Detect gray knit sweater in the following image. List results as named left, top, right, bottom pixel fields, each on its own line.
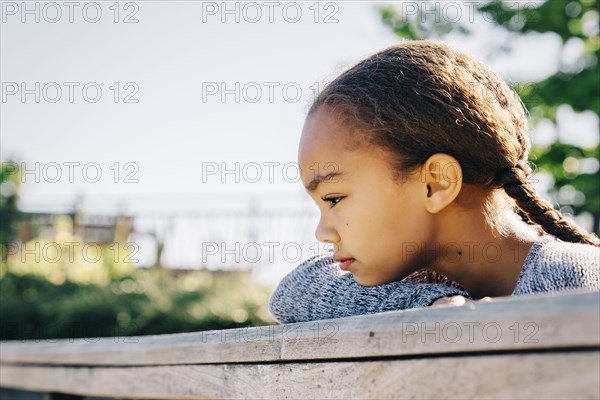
left=268, top=234, right=600, bottom=323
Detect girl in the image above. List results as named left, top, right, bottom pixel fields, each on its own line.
left=268, top=40, right=600, bottom=324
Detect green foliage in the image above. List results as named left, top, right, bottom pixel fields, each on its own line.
left=0, top=161, right=21, bottom=256
left=0, top=160, right=277, bottom=340
left=530, top=142, right=599, bottom=216
left=0, top=268, right=276, bottom=341
left=380, top=0, right=600, bottom=233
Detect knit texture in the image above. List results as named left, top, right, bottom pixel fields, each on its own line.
left=268, top=234, right=600, bottom=323
left=511, top=234, right=600, bottom=295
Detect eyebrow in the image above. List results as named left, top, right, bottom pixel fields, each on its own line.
left=305, top=171, right=345, bottom=192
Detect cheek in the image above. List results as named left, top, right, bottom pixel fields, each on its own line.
left=366, top=194, right=421, bottom=245
left=345, top=198, right=399, bottom=241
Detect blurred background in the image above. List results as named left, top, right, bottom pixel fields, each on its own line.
left=1, top=0, right=598, bottom=341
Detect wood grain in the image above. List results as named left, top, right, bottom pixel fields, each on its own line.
left=2, top=352, right=598, bottom=400
left=1, top=290, right=598, bottom=366
left=1, top=290, right=598, bottom=399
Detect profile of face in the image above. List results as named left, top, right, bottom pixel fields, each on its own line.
left=298, top=108, right=440, bottom=286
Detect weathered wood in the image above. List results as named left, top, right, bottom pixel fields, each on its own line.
left=1, top=290, right=598, bottom=399
left=1, top=290, right=598, bottom=366
left=2, top=352, right=598, bottom=400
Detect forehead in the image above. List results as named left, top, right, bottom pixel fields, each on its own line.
left=299, top=109, right=357, bottom=170
left=298, top=109, right=397, bottom=188
left=299, top=109, right=351, bottom=156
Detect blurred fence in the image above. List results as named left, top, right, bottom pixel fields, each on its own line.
left=8, top=197, right=325, bottom=286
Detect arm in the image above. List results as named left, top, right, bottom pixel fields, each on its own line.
left=268, top=254, right=472, bottom=324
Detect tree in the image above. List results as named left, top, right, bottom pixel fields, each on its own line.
left=0, top=161, right=21, bottom=264
left=380, top=0, right=600, bottom=234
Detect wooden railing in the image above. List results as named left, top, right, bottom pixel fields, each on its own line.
left=1, top=290, right=599, bottom=399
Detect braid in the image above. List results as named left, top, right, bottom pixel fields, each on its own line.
left=308, top=40, right=599, bottom=248
left=497, top=161, right=600, bottom=247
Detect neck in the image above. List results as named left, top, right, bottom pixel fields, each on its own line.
left=429, top=208, right=542, bottom=299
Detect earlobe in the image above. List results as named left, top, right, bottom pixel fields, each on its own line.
left=421, top=154, right=463, bottom=214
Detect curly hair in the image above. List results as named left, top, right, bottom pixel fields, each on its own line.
left=309, top=40, right=599, bottom=286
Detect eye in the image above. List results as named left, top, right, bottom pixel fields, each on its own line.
left=322, top=195, right=344, bottom=208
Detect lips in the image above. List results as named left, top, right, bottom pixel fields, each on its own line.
left=334, top=256, right=355, bottom=271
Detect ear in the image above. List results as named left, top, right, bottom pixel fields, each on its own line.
left=419, top=153, right=463, bottom=214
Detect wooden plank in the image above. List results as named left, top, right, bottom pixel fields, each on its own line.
left=1, top=290, right=598, bottom=366
left=1, top=352, right=598, bottom=399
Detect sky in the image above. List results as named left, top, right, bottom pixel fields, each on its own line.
left=4, top=0, right=596, bottom=214
left=2, top=1, right=599, bottom=282
left=2, top=0, right=399, bottom=214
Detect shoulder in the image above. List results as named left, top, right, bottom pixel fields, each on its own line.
left=534, top=235, right=600, bottom=269
left=515, top=235, right=600, bottom=294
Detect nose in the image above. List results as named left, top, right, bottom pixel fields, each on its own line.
left=315, top=212, right=340, bottom=245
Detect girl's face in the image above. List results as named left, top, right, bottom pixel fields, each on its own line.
left=298, top=109, right=435, bottom=286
